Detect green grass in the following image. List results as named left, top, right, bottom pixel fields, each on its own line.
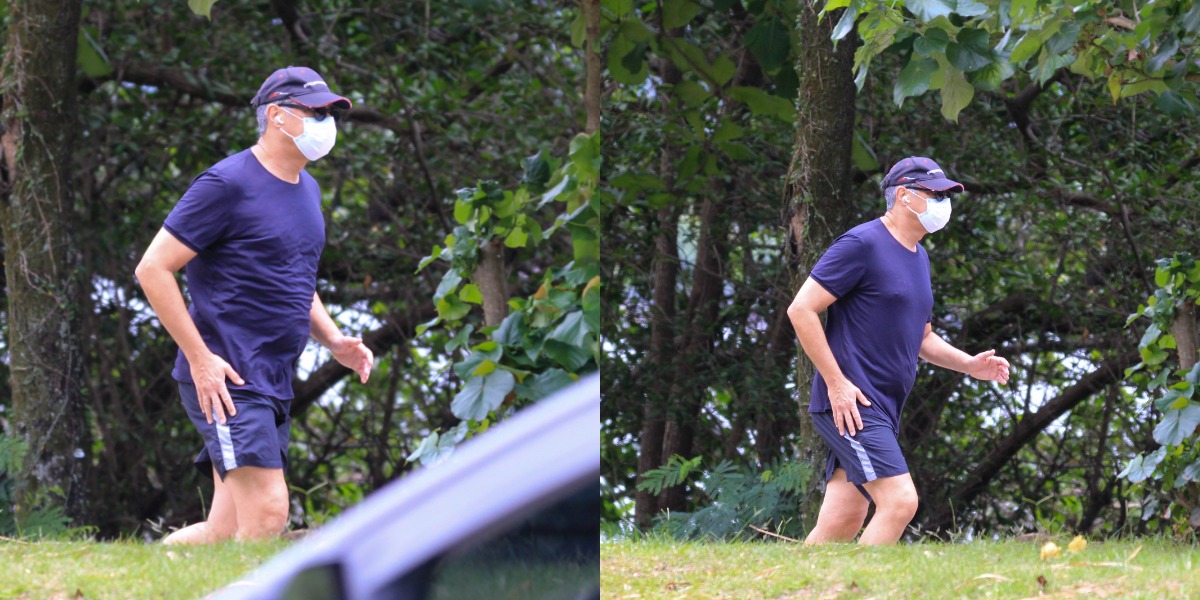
left=0, top=538, right=289, bottom=599
left=602, top=537, right=1200, bottom=598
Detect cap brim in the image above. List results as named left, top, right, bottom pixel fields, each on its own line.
left=913, top=178, right=965, bottom=193
left=290, top=91, right=352, bottom=110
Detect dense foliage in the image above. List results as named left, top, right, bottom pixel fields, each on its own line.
left=1, top=1, right=591, bottom=537
left=603, top=0, right=1200, bottom=541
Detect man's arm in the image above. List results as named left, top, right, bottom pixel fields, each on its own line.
left=787, top=277, right=872, bottom=437
left=918, top=323, right=1011, bottom=384
left=135, top=227, right=243, bottom=425
left=309, top=292, right=374, bottom=383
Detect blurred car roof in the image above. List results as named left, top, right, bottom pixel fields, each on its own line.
left=212, top=372, right=600, bottom=600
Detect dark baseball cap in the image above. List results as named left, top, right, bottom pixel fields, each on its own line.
left=251, top=66, right=352, bottom=110
left=881, top=156, right=964, bottom=193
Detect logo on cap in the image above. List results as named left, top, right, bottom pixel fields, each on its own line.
left=303, top=80, right=327, bottom=88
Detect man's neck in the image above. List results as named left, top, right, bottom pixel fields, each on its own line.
left=881, top=210, right=925, bottom=250
left=251, top=136, right=307, bottom=184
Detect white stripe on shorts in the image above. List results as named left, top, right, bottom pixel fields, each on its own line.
left=215, top=420, right=238, bottom=471
left=842, top=433, right=877, bottom=481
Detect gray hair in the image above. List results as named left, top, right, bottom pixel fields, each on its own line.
left=885, top=185, right=899, bottom=210
left=256, top=104, right=268, bottom=138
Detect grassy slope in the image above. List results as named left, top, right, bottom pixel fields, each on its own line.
left=602, top=538, right=1200, bottom=598
left=0, top=539, right=289, bottom=599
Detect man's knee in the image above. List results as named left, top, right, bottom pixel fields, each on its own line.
left=879, top=486, right=919, bottom=521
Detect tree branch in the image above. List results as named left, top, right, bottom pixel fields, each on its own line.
left=921, top=351, right=1139, bottom=534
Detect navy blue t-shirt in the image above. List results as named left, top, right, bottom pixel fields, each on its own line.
left=807, top=219, right=933, bottom=430
left=163, top=149, right=326, bottom=400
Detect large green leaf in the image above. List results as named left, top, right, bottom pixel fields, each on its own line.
left=493, top=311, right=527, bottom=346
left=544, top=339, right=594, bottom=372
left=515, top=369, right=577, bottom=401
left=77, top=27, right=112, bottom=78
left=609, top=30, right=648, bottom=85
left=1119, top=447, right=1166, bottom=483
left=894, top=56, right=937, bottom=105
left=967, top=60, right=1014, bottom=92
left=913, top=28, right=950, bottom=57
left=451, top=370, right=516, bottom=421
left=187, top=0, right=219, bottom=19
left=549, top=311, right=590, bottom=347
left=938, top=62, right=974, bottom=122
left=905, top=0, right=955, bottom=22
left=728, top=86, right=794, bottom=123
left=1153, top=403, right=1200, bottom=446
left=744, top=16, right=790, bottom=73
left=831, top=0, right=862, bottom=42
left=663, top=0, right=703, bottom=29
left=946, top=27, right=993, bottom=73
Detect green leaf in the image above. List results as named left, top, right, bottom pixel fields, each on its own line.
left=1034, top=48, right=1073, bottom=86
left=712, top=121, right=744, bottom=144
left=187, top=0, right=219, bottom=19
left=967, top=60, right=1014, bottom=92
left=1009, top=30, right=1045, bottom=65
left=415, top=316, right=441, bottom=336
left=569, top=8, right=587, bottom=47
left=458, top=283, right=483, bottom=305
left=516, top=369, right=578, bottom=401
left=831, top=0, right=861, bottom=42
left=1140, top=322, right=1163, bottom=350
left=608, top=31, right=648, bottom=85
left=451, top=370, right=516, bottom=421
left=744, top=17, right=790, bottom=73
left=1120, top=78, right=1168, bottom=99
left=437, top=295, right=472, bottom=321
left=954, top=0, right=989, bottom=17
left=662, top=0, right=703, bottom=29
left=549, top=311, right=590, bottom=347
left=416, top=245, right=443, bottom=273
left=544, top=339, right=594, bottom=371
left=77, top=27, right=112, bottom=78
left=521, top=151, right=551, bottom=194
left=711, top=55, right=736, bottom=87
left=938, top=62, right=974, bottom=122
left=905, top=0, right=955, bottom=22
left=894, top=56, right=938, bottom=105
left=913, top=28, right=950, bottom=57
left=1119, top=448, right=1166, bottom=483
left=728, top=86, right=794, bottom=123
left=1043, top=21, right=1079, bottom=55
left=569, top=132, right=601, bottom=182
left=673, top=81, right=711, bottom=108
left=602, top=0, right=634, bottom=20
left=504, top=226, right=529, bottom=248
left=434, top=270, right=463, bottom=302
left=1153, top=403, right=1200, bottom=446
left=946, top=27, right=994, bottom=73
left=493, top=311, right=527, bottom=346
left=851, top=132, right=880, bottom=171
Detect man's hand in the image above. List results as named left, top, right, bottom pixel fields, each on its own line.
left=829, top=378, right=872, bottom=437
left=329, top=335, right=374, bottom=383
left=189, top=351, right=244, bottom=425
left=966, top=349, right=1010, bottom=384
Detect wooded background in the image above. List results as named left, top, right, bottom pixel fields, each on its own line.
left=1, top=0, right=601, bottom=538
left=602, top=0, right=1200, bottom=540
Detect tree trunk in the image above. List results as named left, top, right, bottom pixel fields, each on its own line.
left=634, top=202, right=679, bottom=528
left=580, top=0, right=601, bottom=135
left=783, top=0, right=860, bottom=533
left=658, top=198, right=727, bottom=513
left=1172, top=301, right=1198, bottom=372
left=0, top=0, right=89, bottom=524
left=473, top=238, right=508, bottom=327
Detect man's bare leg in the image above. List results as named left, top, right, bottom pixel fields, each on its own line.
left=804, top=468, right=870, bottom=545
left=163, top=467, right=239, bottom=545
left=223, top=466, right=289, bottom=541
left=859, top=472, right=918, bottom=545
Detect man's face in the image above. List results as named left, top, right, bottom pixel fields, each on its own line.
left=269, top=103, right=335, bottom=137
left=901, top=186, right=950, bottom=214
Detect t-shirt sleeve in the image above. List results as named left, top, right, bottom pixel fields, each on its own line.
left=809, top=232, right=866, bottom=299
left=163, top=171, right=232, bottom=253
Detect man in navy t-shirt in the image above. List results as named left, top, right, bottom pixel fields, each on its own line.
left=136, top=66, right=374, bottom=544
left=787, top=157, right=1011, bottom=545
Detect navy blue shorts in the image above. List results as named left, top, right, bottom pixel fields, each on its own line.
left=179, top=382, right=291, bottom=481
left=811, top=410, right=909, bottom=500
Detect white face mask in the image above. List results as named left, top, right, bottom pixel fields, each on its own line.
left=905, top=191, right=952, bottom=233
left=278, top=107, right=337, bottom=161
